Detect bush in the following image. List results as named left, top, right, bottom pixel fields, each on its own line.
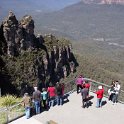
left=0, top=95, right=21, bottom=107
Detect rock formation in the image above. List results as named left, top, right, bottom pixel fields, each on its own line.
left=1, top=11, right=36, bottom=56
left=2, top=11, right=18, bottom=56
left=0, top=11, right=78, bottom=94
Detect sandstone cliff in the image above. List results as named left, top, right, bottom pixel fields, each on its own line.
left=0, top=11, right=78, bottom=95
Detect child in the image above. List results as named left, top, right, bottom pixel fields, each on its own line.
left=41, top=88, right=48, bottom=109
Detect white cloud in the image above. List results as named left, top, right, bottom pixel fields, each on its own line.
left=35, top=10, right=42, bottom=13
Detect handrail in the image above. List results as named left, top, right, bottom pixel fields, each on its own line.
left=63, top=77, right=124, bottom=104
left=0, top=77, right=124, bottom=123
left=0, top=102, right=24, bottom=124
left=0, top=103, right=22, bottom=113
left=84, top=78, right=124, bottom=104
left=83, top=78, right=111, bottom=87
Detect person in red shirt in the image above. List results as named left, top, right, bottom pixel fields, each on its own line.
left=61, top=83, right=65, bottom=96
left=95, top=85, right=104, bottom=108
left=47, top=83, right=56, bottom=107
left=84, top=81, right=91, bottom=97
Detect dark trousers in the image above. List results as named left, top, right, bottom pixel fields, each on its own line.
left=43, top=100, right=47, bottom=109
left=82, top=98, right=88, bottom=108
left=108, top=93, right=114, bottom=101
left=77, top=84, right=82, bottom=93
left=112, top=94, right=119, bottom=103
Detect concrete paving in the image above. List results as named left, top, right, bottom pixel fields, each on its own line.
left=9, top=92, right=124, bottom=124
left=9, top=117, right=42, bottom=124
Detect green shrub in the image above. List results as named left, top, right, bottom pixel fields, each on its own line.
left=0, top=95, right=21, bottom=107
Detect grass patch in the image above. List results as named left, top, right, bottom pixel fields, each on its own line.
left=0, top=95, right=24, bottom=123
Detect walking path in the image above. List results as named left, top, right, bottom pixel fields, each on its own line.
left=9, top=91, right=124, bottom=124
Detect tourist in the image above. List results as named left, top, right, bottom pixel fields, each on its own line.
left=95, top=85, right=104, bottom=108
left=108, top=81, right=116, bottom=102
left=41, top=88, right=48, bottom=109
left=84, top=80, right=90, bottom=97
left=75, top=75, right=84, bottom=94
left=32, top=87, right=41, bottom=114
left=81, top=84, right=89, bottom=108
left=22, top=93, right=31, bottom=119
left=56, top=83, right=63, bottom=105
left=47, top=83, right=56, bottom=107
left=113, top=81, right=121, bottom=104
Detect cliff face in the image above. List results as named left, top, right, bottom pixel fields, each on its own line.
left=0, top=11, right=78, bottom=95
left=1, top=11, right=36, bottom=56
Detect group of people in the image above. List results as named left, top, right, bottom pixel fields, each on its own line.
left=75, top=75, right=91, bottom=108
left=22, top=75, right=121, bottom=119
left=108, top=80, right=120, bottom=105
left=76, top=75, right=121, bottom=108
left=22, top=82, right=65, bottom=119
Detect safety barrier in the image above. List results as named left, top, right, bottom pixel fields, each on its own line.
left=0, top=77, right=124, bottom=124
left=0, top=103, right=24, bottom=124
left=64, top=78, right=124, bottom=104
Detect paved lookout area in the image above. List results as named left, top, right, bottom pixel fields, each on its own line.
left=9, top=92, right=124, bottom=124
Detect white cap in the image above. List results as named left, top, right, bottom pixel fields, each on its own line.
left=24, top=93, right=28, bottom=96
left=98, top=85, right=102, bottom=90
left=34, top=87, right=38, bottom=91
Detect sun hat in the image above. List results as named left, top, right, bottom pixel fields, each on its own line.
left=98, top=85, right=102, bottom=90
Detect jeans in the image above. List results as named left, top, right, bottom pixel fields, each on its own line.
left=25, top=107, right=30, bottom=119
left=49, top=97, right=55, bottom=107
left=34, top=101, right=40, bottom=114
left=96, top=98, right=102, bottom=107
left=112, top=94, right=117, bottom=103
left=57, top=95, right=63, bottom=105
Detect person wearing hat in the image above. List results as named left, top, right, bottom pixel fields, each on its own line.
left=95, top=85, right=104, bottom=108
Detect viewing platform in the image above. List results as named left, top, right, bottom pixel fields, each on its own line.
left=9, top=91, right=124, bottom=124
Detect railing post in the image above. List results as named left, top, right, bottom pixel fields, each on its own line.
left=6, top=107, right=9, bottom=124
left=0, top=88, right=1, bottom=97
left=89, top=81, right=92, bottom=92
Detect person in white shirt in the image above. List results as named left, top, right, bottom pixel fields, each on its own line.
left=114, top=81, right=120, bottom=103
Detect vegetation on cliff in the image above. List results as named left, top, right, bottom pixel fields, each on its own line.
left=0, top=12, right=77, bottom=95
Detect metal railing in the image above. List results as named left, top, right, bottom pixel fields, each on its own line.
left=0, top=77, right=124, bottom=124
left=84, top=78, right=124, bottom=104
left=0, top=103, right=24, bottom=124
left=63, top=77, right=124, bottom=104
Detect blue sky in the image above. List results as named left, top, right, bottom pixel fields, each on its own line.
left=0, top=0, right=81, bottom=20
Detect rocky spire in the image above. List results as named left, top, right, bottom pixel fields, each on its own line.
left=2, top=11, right=37, bottom=56
left=20, top=15, right=35, bottom=51
left=2, top=11, right=18, bottom=56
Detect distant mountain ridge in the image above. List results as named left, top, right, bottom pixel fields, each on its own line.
left=35, top=1, right=124, bottom=43
left=82, top=0, right=124, bottom=4
left=0, top=0, right=81, bottom=21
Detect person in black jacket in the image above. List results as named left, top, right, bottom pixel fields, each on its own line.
left=56, top=83, right=63, bottom=105
left=32, top=87, right=41, bottom=114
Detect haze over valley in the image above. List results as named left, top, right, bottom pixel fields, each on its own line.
left=0, top=0, right=124, bottom=88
